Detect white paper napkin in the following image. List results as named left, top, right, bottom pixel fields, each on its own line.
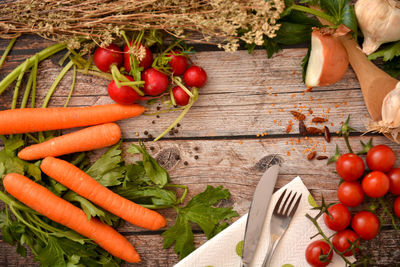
left=174, top=176, right=355, bottom=267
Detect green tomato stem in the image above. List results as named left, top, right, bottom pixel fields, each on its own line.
left=64, top=64, right=77, bottom=107
left=344, top=135, right=354, bottom=154
left=291, top=5, right=337, bottom=25
left=42, top=60, right=74, bottom=108
left=0, top=37, right=18, bottom=70
left=11, top=59, right=29, bottom=109
left=0, top=42, right=66, bottom=96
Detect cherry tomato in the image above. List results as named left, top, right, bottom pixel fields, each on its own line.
left=184, top=66, right=207, bottom=88
left=142, top=68, right=169, bottom=96
left=332, top=229, right=360, bottom=256
left=93, top=44, right=123, bottom=73
left=168, top=51, right=188, bottom=75
left=305, top=240, right=333, bottom=267
left=366, top=144, right=396, bottom=172
left=172, top=86, right=190, bottom=106
left=351, top=211, right=379, bottom=240
left=323, top=203, right=351, bottom=231
left=394, top=197, right=400, bottom=218
left=336, top=153, right=365, bottom=181
left=124, top=41, right=153, bottom=71
left=107, top=76, right=141, bottom=105
left=337, top=181, right=364, bottom=207
left=361, top=171, right=390, bottom=198
left=387, top=168, right=400, bottom=195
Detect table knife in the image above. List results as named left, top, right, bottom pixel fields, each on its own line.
left=241, top=162, right=280, bottom=267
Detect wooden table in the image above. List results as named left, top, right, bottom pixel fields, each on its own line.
left=0, top=34, right=399, bottom=266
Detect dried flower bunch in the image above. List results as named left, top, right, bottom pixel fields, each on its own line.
left=0, top=0, right=285, bottom=51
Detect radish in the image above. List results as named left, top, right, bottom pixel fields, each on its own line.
left=305, top=29, right=349, bottom=89
left=107, top=76, right=141, bottom=105
left=172, top=86, right=190, bottom=106
left=142, top=68, right=169, bottom=96
left=124, top=41, right=153, bottom=71
left=168, top=51, right=188, bottom=75
left=93, top=44, right=123, bottom=73
left=184, top=66, right=207, bottom=88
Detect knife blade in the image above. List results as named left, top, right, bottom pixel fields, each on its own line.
left=241, top=162, right=280, bottom=267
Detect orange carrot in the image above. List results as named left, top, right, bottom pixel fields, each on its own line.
left=3, top=173, right=140, bottom=263
left=0, top=103, right=144, bottom=134
left=41, top=157, right=167, bottom=231
left=18, top=123, right=121, bottom=161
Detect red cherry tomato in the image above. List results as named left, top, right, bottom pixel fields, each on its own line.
left=124, top=41, right=153, bottom=71
left=184, top=66, right=207, bottom=88
left=332, top=229, right=360, bottom=256
left=351, top=211, right=379, bottom=240
left=305, top=240, right=333, bottom=267
left=93, top=44, right=123, bottom=73
left=394, top=197, right=400, bottom=218
left=336, top=153, right=365, bottom=181
left=366, top=144, right=396, bottom=172
left=323, top=203, right=351, bottom=231
left=107, top=76, right=141, bottom=105
left=387, top=168, right=400, bottom=195
left=142, top=68, right=169, bottom=96
left=172, top=86, right=190, bottom=106
left=337, top=181, right=364, bottom=207
left=361, top=171, right=390, bottom=198
left=168, top=51, right=188, bottom=75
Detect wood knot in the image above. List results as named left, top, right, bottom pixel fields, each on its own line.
left=155, top=147, right=181, bottom=170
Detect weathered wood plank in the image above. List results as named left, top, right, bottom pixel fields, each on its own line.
left=0, top=49, right=370, bottom=139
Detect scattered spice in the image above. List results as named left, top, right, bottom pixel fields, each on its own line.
left=323, top=126, right=331, bottom=143
left=307, top=151, right=316, bottom=160
left=156, top=115, right=160, bottom=118
left=317, top=155, right=328, bottom=160
left=299, top=120, right=307, bottom=136
left=148, top=134, right=153, bottom=139
left=184, top=161, right=189, bottom=166
left=177, top=123, right=181, bottom=127
left=135, top=132, right=139, bottom=136
left=312, top=117, right=328, bottom=123
left=144, top=130, right=149, bottom=135
left=175, top=155, right=180, bottom=160
left=157, top=106, right=161, bottom=110
left=152, top=120, right=155, bottom=124
left=194, top=155, right=199, bottom=160
left=290, top=111, right=306, bottom=121
left=306, top=127, right=323, bottom=135
left=286, top=151, right=291, bottom=156
left=169, top=130, right=174, bottom=135
left=194, top=146, right=199, bottom=151
left=286, top=123, right=292, bottom=133
left=150, top=146, right=155, bottom=151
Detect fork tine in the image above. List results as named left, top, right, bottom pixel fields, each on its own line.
left=274, top=189, right=287, bottom=213
left=282, top=192, right=297, bottom=216
left=278, top=190, right=292, bottom=214
left=288, top=194, right=302, bottom=217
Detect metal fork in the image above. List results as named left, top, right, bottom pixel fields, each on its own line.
left=261, top=189, right=302, bottom=267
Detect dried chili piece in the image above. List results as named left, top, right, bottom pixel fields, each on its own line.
left=291, top=111, right=306, bottom=121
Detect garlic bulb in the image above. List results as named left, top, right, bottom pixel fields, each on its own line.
left=355, top=0, right=400, bottom=55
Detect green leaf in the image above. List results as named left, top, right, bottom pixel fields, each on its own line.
left=274, top=22, right=313, bottom=45
left=383, top=57, right=400, bottom=78
left=115, top=185, right=177, bottom=207
left=263, top=38, right=281, bottom=58
left=35, top=236, right=67, bottom=267
left=162, top=186, right=239, bottom=259
left=368, top=41, right=400, bottom=61
left=236, top=240, right=244, bottom=257
left=16, top=242, right=27, bottom=257
left=319, top=0, right=357, bottom=35
left=86, top=143, right=125, bottom=186
left=301, top=46, right=311, bottom=83
left=308, top=194, right=318, bottom=208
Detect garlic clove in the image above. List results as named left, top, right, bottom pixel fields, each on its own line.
left=355, top=0, right=400, bottom=55
left=381, top=82, right=400, bottom=129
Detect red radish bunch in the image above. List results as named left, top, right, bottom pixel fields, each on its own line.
left=305, top=143, right=400, bottom=266
left=93, top=43, right=207, bottom=107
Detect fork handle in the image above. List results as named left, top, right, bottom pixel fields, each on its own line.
left=261, top=235, right=281, bottom=267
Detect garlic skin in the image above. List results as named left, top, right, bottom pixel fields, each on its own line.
left=355, top=0, right=400, bottom=55
left=381, top=82, right=400, bottom=129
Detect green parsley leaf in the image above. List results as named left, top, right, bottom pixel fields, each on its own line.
left=383, top=57, right=400, bottom=78
left=319, top=0, right=357, bottom=35
left=301, top=46, right=311, bottom=83
left=162, top=186, right=239, bottom=259
left=35, top=236, right=68, bottom=267
left=86, top=142, right=125, bottom=186
left=368, top=41, right=400, bottom=61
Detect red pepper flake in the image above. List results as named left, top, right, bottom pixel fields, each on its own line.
left=292, top=70, right=296, bottom=75
left=287, top=151, right=291, bottom=156
left=307, top=151, right=316, bottom=160
left=309, top=96, right=313, bottom=101
left=312, top=117, right=328, bottom=123
left=286, top=123, right=292, bottom=133
left=268, top=86, right=272, bottom=90
left=290, top=111, right=306, bottom=121
left=299, top=120, right=307, bottom=136
left=307, top=127, right=324, bottom=135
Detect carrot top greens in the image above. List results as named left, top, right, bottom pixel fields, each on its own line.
left=0, top=136, right=238, bottom=266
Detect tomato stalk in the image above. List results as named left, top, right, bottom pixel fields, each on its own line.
left=377, top=197, right=399, bottom=231
left=339, top=115, right=357, bottom=154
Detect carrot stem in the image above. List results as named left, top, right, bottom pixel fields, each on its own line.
left=64, top=64, right=77, bottom=107
left=20, top=68, right=34, bottom=109
left=169, top=86, right=176, bottom=106
left=42, top=60, right=74, bottom=108
left=31, top=54, right=39, bottom=108
left=25, top=133, right=39, bottom=143
left=0, top=37, right=18, bottom=70
left=165, top=184, right=188, bottom=204
left=11, top=59, right=29, bottom=109
left=0, top=42, right=67, bottom=96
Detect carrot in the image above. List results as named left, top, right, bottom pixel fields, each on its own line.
left=0, top=103, right=144, bottom=134
left=41, top=157, right=167, bottom=231
left=18, top=123, right=121, bottom=161
left=3, top=173, right=140, bottom=263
